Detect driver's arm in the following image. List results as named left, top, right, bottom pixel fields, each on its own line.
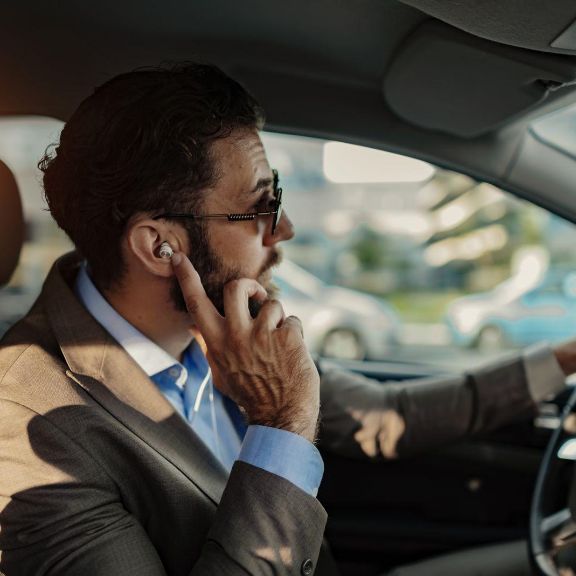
left=317, top=343, right=567, bottom=459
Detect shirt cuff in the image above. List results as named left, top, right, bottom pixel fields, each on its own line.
left=238, top=425, right=324, bottom=497
left=523, top=342, right=567, bottom=403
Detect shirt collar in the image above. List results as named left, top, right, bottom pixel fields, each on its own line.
left=74, top=262, right=183, bottom=378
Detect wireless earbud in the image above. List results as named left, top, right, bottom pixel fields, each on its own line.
left=158, top=241, right=174, bottom=259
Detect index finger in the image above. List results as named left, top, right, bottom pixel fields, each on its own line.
left=171, top=251, right=223, bottom=343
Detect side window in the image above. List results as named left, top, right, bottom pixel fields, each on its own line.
left=274, top=277, right=308, bottom=299
left=262, top=132, right=576, bottom=368
left=0, top=117, right=70, bottom=336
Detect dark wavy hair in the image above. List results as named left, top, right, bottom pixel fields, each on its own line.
left=40, top=62, right=265, bottom=290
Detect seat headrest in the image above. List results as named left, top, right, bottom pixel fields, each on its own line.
left=0, top=159, right=24, bottom=286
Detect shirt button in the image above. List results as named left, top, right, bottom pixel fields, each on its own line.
left=169, top=367, right=180, bottom=378
left=301, top=559, right=314, bottom=575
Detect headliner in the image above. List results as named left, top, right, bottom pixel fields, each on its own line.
left=2, top=1, right=576, bottom=221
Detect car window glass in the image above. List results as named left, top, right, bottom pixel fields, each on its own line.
left=0, top=117, right=70, bottom=336
left=531, top=280, right=563, bottom=296
left=262, top=131, right=576, bottom=369
left=273, top=276, right=308, bottom=299
left=3, top=122, right=576, bottom=371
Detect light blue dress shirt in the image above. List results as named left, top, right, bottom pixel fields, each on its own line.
left=75, top=263, right=323, bottom=496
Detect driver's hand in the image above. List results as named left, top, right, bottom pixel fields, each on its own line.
left=172, top=252, right=320, bottom=443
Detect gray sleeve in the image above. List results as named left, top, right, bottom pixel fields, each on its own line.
left=318, top=349, right=564, bottom=460
left=522, top=342, right=567, bottom=402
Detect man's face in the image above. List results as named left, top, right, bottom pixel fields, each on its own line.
left=170, top=128, right=295, bottom=316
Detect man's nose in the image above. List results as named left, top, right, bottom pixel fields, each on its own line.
left=265, top=211, right=295, bottom=245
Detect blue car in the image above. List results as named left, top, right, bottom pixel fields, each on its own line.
left=445, top=268, right=576, bottom=350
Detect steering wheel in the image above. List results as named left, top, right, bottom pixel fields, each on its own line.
left=531, top=385, right=576, bottom=575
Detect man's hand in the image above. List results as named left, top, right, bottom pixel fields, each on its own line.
left=172, top=252, right=320, bottom=443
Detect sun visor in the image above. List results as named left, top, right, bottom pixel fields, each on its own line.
left=383, top=21, right=576, bottom=138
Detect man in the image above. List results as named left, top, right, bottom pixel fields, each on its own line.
left=0, top=62, right=573, bottom=575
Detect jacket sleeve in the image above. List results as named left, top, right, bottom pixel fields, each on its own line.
left=0, top=400, right=326, bottom=576
left=193, top=462, right=327, bottom=575
left=317, top=347, right=564, bottom=460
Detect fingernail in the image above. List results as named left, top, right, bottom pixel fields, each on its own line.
left=171, top=252, right=182, bottom=266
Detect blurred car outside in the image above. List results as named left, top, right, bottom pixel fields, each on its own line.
left=445, top=267, right=576, bottom=350
left=0, top=285, right=35, bottom=337
left=273, top=259, right=400, bottom=360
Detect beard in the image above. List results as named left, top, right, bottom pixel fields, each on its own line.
left=169, top=225, right=281, bottom=318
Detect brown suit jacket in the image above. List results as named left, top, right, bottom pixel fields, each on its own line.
left=0, top=252, right=545, bottom=574
left=0, top=253, right=327, bottom=575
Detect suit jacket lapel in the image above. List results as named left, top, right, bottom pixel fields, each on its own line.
left=42, top=252, right=228, bottom=506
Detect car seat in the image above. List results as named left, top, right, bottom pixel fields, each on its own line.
left=0, top=158, right=24, bottom=286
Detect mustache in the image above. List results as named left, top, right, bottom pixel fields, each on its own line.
left=260, top=249, right=282, bottom=277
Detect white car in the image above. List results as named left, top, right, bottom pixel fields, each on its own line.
left=274, top=260, right=400, bottom=360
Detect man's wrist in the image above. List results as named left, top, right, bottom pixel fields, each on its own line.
left=249, top=405, right=320, bottom=443
left=250, top=417, right=319, bottom=444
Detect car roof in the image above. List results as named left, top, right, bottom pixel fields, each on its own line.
left=3, top=1, right=576, bottom=219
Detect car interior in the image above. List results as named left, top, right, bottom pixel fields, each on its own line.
left=3, top=1, right=576, bottom=575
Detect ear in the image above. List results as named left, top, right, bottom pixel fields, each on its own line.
left=125, top=218, right=185, bottom=278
